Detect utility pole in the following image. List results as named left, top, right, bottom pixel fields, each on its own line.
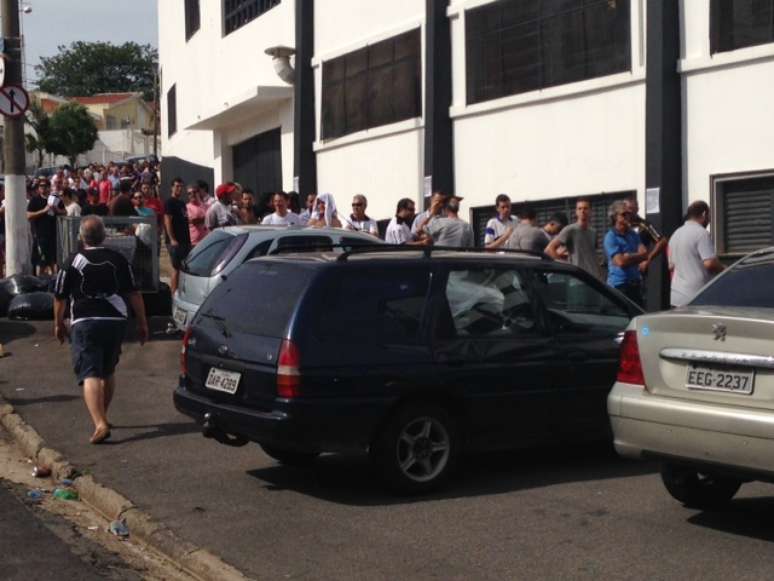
left=2, top=0, right=31, bottom=275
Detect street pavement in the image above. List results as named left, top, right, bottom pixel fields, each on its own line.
left=0, top=478, right=138, bottom=581
left=2, top=319, right=774, bottom=580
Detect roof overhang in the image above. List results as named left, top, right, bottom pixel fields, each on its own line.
left=185, top=85, right=293, bottom=131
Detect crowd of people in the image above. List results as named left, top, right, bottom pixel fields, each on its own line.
left=0, top=162, right=725, bottom=310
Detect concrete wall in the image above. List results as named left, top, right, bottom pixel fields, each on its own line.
left=680, top=0, right=774, bottom=206
left=313, top=0, right=426, bottom=219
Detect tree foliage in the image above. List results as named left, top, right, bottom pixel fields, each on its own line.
left=25, top=100, right=52, bottom=169
left=35, top=41, right=158, bottom=101
left=46, top=103, right=99, bottom=167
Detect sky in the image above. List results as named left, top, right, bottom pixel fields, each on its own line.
left=20, top=0, right=158, bottom=85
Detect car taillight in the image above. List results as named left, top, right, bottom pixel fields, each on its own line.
left=180, top=327, right=193, bottom=376
left=277, top=339, right=301, bottom=398
left=617, top=330, right=645, bottom=386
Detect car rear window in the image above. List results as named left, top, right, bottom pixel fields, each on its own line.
left=691, top=262, right=774, bottom=309
left=183, top=230, right=233, bottom=277
left=197, top=261, right=315, bottom=337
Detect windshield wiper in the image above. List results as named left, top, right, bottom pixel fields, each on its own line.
left=201, top=310, right=232, bottom=338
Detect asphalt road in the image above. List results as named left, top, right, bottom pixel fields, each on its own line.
left=2, top=319, right=774, bottom=580
left=0, top=479, right=139, bottom=581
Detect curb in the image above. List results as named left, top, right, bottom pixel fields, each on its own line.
left=0, top=397, right=251, bottom=581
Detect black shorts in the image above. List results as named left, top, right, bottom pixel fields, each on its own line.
left=168, top=243, right=191, bottom=270
left=35, top=237, right=57, bottom=267
left=70, top=319, right=128, bottom=385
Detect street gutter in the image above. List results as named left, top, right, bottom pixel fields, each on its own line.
left=0, top=395, right=254, bottom=581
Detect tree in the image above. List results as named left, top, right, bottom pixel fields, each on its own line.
left=46, top=103, right=98, bottom=167
left=35, top=41, right=158, bottom=101
left=25, top=100, right=52, bottom=169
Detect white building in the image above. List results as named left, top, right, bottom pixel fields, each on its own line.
left=159, top=0, right=774, bottom=304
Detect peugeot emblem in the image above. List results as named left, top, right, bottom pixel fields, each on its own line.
left=217, top=345, right=229, bottom=356
left=712, top=323, right=727, bottom=342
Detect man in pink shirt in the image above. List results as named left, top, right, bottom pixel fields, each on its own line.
left=98, top=173, right=113, bottom=205
left=186, top=183, right=208, bottom=246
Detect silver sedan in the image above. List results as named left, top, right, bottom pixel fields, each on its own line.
left=608, top=247, right=774, bottom=508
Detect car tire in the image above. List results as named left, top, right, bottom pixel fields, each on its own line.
left=260, top=444, right=319, bottom=467
left=371, top=403, right=458, bottom=495
left=660, top=463, right=742, bottom=509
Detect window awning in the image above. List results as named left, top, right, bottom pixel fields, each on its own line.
left=185, top=85, right=293, bottom=131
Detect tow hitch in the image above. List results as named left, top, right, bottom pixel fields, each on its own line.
left=202, top=413, right=249, bottom=447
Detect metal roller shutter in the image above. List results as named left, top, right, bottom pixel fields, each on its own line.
left=718, top=176, right=774, bottom=255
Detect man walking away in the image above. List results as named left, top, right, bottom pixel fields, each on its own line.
left=604, top=201, right=648, bottom=306
left=546, top=198, right=602, bottom=280
left=669, top=201, right=724, bottom=307
left=164, top=177, right=191, bottom=294
left=54, top=216, right=149, bottom=444
left=419, top=194, right=474, bottom=248
left=485, top=194, right=518, bottom=249
left=508, top=206, right=549, bottom=254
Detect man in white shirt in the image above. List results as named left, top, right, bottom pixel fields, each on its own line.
left=669, top=200, right=725, bottom=307
left=261, top=192, right=300, bottom=226
left=343, top=194, right=379, bottom=237
left=386, top=198, right=427, bottom=245
left=484, top=194, right=518, bottom=249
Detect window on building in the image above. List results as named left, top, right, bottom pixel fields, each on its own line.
left=224, top=0, right=281, bottom=35
left=322, top=29, right=422, bottom=140
left=167, top=85, right=177, bottom=138
left=465, top=0, right=631, bottom=105
left=711, top=0, right=774, bottom=53
left=714, top=172, right=774, bottom=257
left=185, top=0, right=201, bottom=40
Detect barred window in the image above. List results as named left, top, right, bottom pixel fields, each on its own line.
left=714, top=173, right=774, bottom=256
left=466, top=0, right=631, bottom=105
left=185, top=0, right=200, bottom=40
left=224, top=0, right=281, bottom=35
left=711, top=0, right=774, bottom=54
left=167, top=85, right=177, bottom=138
left=322, top=29, right=422, bottom=140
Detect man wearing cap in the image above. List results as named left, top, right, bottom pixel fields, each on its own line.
left=206, top=183, right=240, bottom=230
left=418, top=194, right=474, bottom=248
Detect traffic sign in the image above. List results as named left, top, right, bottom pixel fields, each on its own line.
left=0, top=84, right=29, bottom=118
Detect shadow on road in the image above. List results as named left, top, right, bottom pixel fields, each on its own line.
left=688, top=496, right=774, bottom=542
left=105, top=422, right=201, bottom=445
left=0, top=320, right=36, bottom=346
left=246, top=442, right=658, bottom=506
left=6, top=394, right=80, bottom=406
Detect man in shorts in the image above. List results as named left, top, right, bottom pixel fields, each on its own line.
left=54, top=216, right=149, bottom=444
left=163, top=177, right=191, bottom=293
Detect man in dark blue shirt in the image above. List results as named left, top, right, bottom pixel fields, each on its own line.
left=54, top=215, right=149, bottom=444
left=604, top=201, right=648, bottom=307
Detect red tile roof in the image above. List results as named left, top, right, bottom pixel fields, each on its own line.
left=71, top=93, right=137, bottom=106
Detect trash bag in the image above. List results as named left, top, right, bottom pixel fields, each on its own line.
left=1, top=274, right=49, bottom=296
left=7, top=292, right=55, bottom=321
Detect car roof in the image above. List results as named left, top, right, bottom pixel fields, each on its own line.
left=219, top=225, right=379, bottom=241
left=257, top=248, right=574, bottom=269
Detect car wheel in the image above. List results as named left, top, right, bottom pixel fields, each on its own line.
left=371, top=403, right=458, bottom=494
left=260, top=444, right=319, bottom=467
left=660, top=463, right=742, bottom=509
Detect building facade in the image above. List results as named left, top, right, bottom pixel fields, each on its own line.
left=159, top=0, right=774, bottom=266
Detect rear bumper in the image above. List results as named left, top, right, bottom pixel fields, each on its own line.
left=608, top=382, right=774, bottom=477
left=174, top=383, right=393, bottom=454
left=171, top=294, right=200, bottom=331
